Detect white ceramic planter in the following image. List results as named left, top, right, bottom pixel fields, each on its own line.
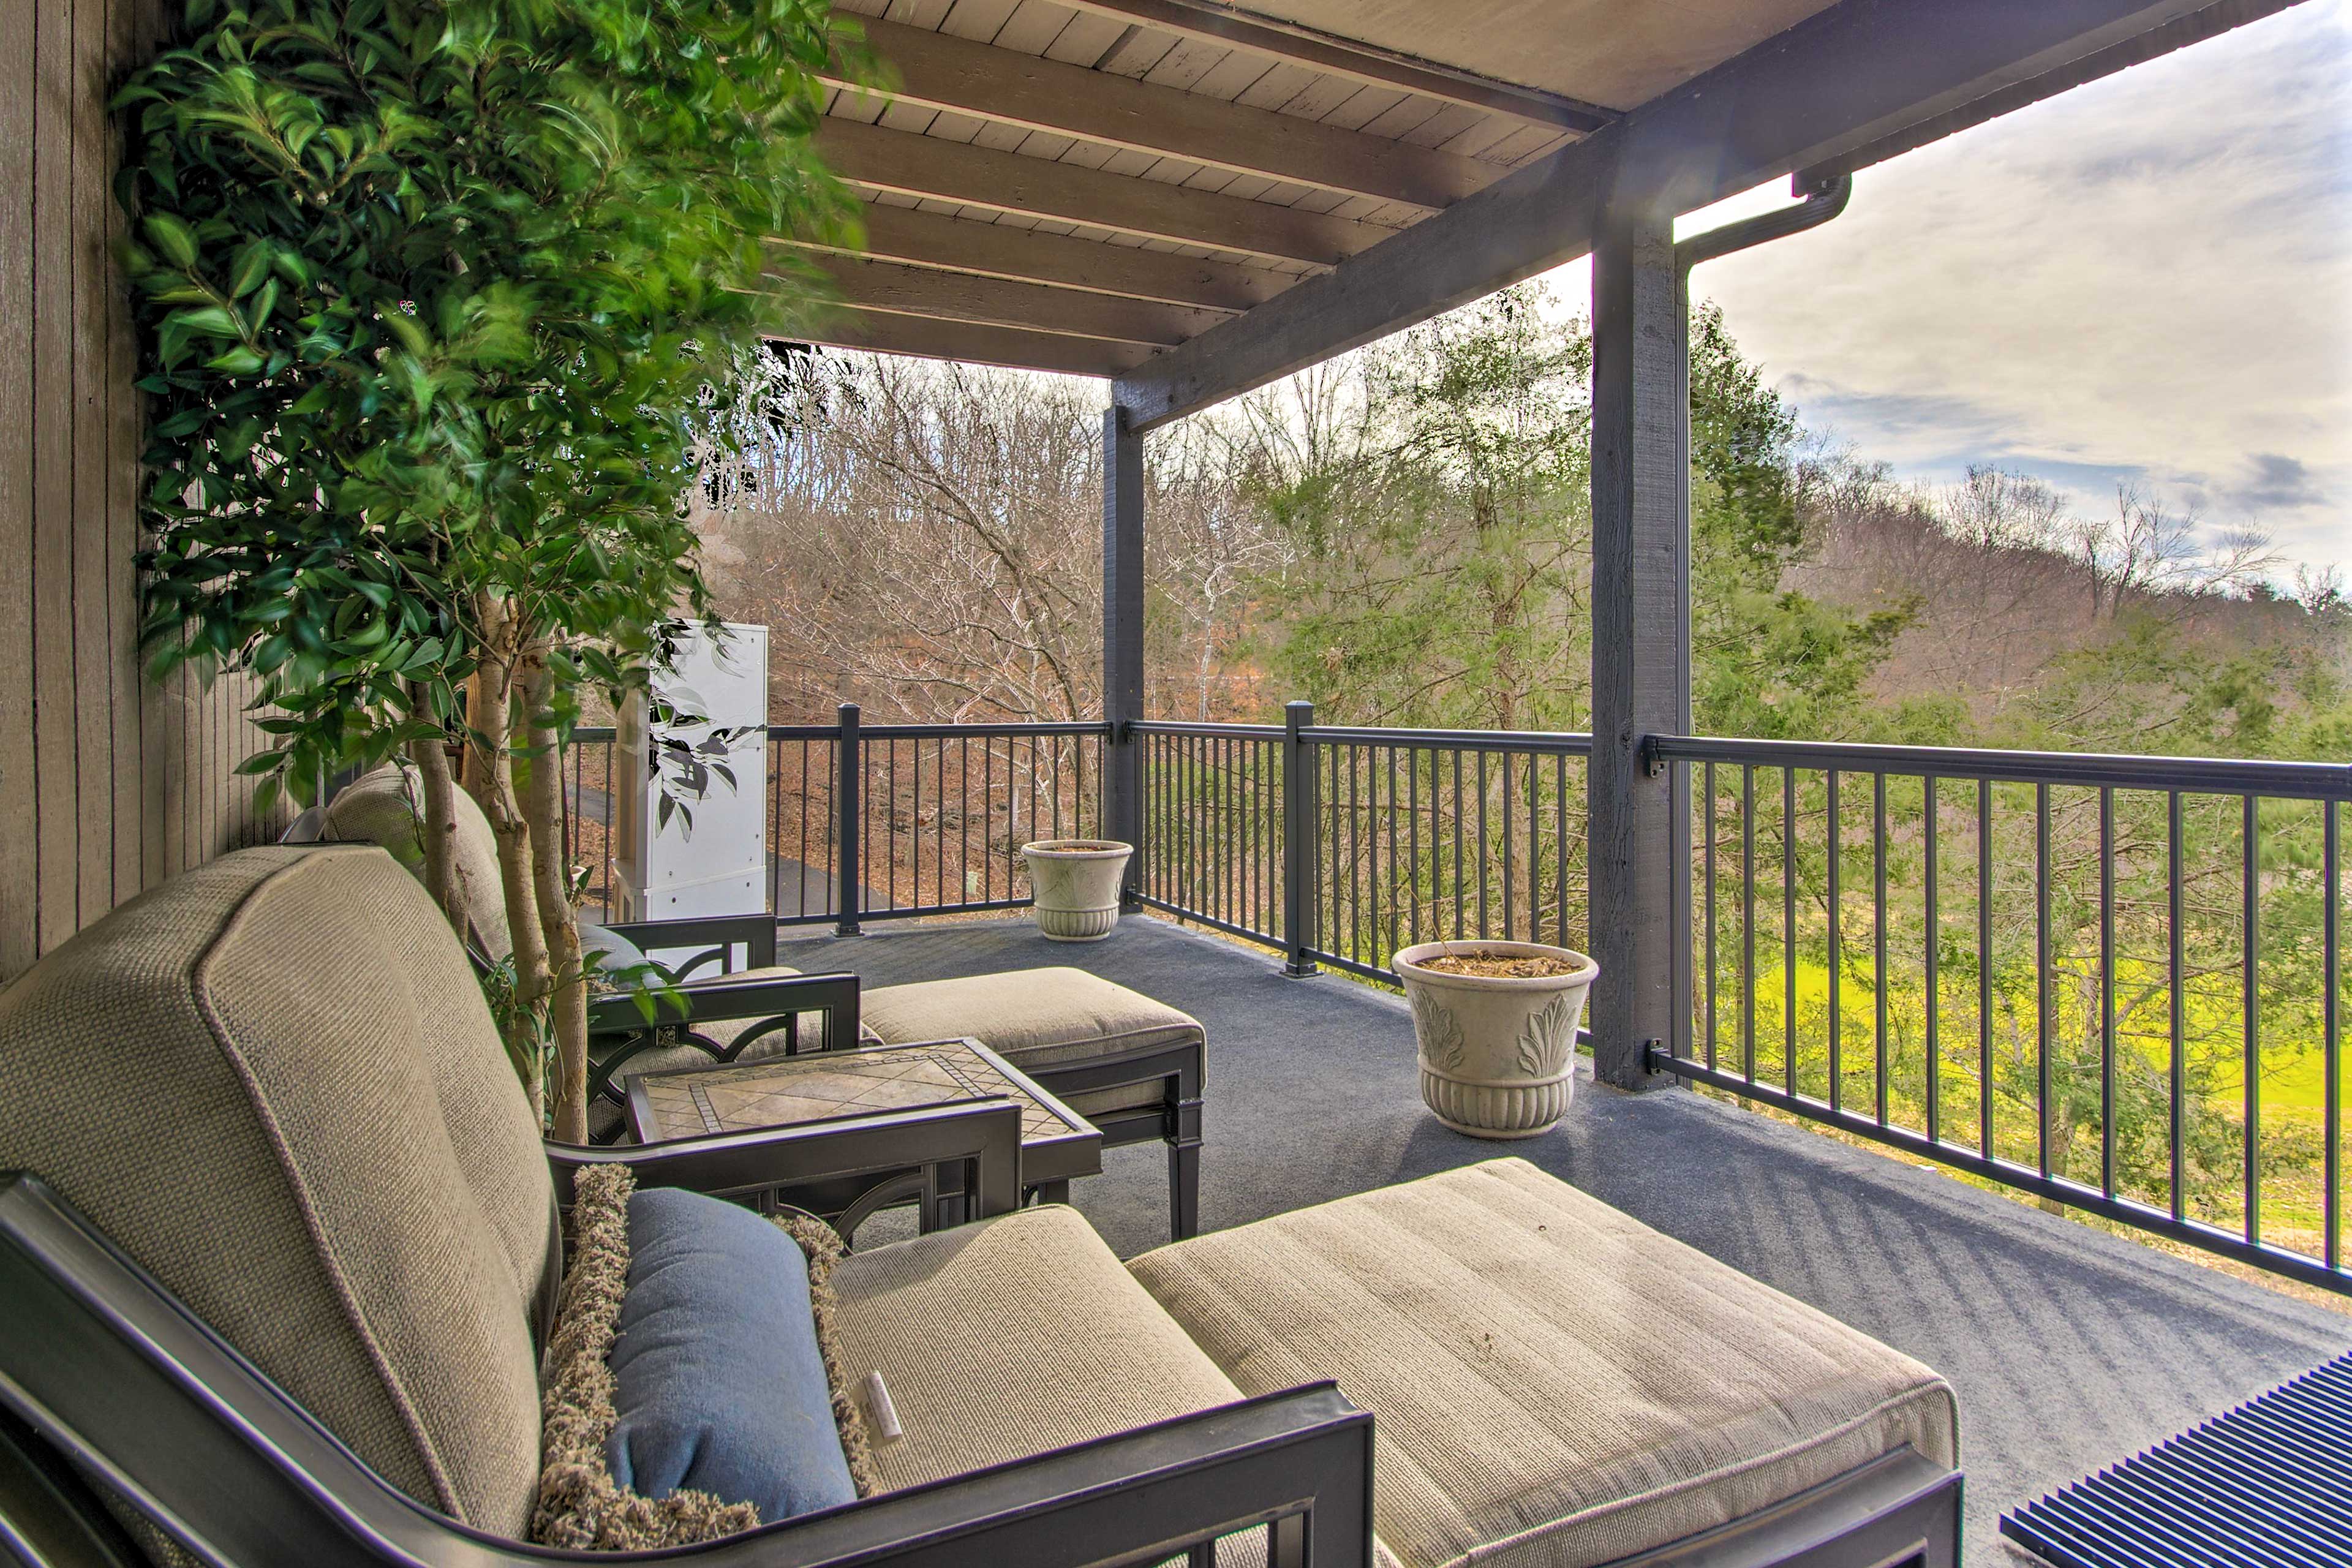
left=1393, top=939, right=1600, bottom=1139
left=1020, top=840, right=1133, bottom=941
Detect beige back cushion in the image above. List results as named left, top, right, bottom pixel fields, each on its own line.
left=0, top=845, right=556, bottom=1536
left=325, top=761, right=513, bottom=960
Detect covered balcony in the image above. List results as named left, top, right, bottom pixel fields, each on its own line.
left=1, top=1, right=2343, bottom=1566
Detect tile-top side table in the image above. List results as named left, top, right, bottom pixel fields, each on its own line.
left=626, top=1036, right=1102, bottom=1236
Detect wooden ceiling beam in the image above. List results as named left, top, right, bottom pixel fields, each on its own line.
left=816, top=118, right=1390, bottom=266
left=780, top=204, right=1293, bottom=312
left=813, top=255, right=1230, bottom=347
left=1051, top=0, right=1615, bottom=133
left=782, top=313, right=1155, bottom=378
left=827, top=17, right=1497, bottom=211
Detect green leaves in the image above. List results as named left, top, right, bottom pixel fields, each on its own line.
left=143, top=211, right=198, bottom=268
left=120, top=0, right=850, bottom=823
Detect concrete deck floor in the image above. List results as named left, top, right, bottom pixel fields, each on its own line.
left=777, top=912, right=2347, bottom=1566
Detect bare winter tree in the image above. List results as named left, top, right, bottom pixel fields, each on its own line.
left=2067, top=481, right=2275, bottom=618
left=695, top=352, right=1280, bottom=725
left=1151, top=416, right=1294, bottom=720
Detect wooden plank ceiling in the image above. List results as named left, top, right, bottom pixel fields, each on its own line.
left=775, top=1, right=2280, bottom=388
left=776, top=0, right=1811, bottom=377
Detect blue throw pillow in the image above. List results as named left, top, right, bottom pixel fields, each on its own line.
left=608, top=1186, right=860, bottom=1520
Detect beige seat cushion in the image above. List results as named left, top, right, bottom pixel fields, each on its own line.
left=0, top=846, right=556, bottom=1536
left=831, top=1205, right=1242, bottom=1492
left=861, top=967, right=1203, bottom=1078
left=1128, top=1158, right=1958, bottom=1568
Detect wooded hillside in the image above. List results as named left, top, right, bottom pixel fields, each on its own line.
left=696, top=290, right=2350, bottom=769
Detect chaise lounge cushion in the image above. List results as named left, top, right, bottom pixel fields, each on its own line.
left=1127, top=1158, right=1958, bottom=1568
left=829, top=1205, right=1242, bottom=1493
left=0, top=846, right=557, bottom=1538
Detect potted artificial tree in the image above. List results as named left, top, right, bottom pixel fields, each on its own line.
left=1392, top=940, right=1599, bottom=1137
left=119, top=0, right=856, bottom=1139
left=1020, top=840, right=1134, bottom=941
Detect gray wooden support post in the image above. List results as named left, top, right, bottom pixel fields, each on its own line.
left=1103, top=404, right=1146, bottom=906
left=1588, top=178, right=1688, bottom=1090
left=834, top=703, right=861, bottom=937
left=1281, top=699, right=1317, bottom=977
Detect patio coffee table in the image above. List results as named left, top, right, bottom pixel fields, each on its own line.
left=625, top=1036, right=1102, bottom=1236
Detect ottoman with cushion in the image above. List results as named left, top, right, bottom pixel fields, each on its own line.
left=856, top=967, right=1205, bottom=1239
left=602, top=964, right=1206, bottom=1238
left=1126, top=1160, right=1959, bottom=1567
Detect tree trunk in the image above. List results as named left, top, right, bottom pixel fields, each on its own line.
left=474, top=594, right=556, bottom=1129
left=459, top=668, right=496, bottom=812
left=522, top=647, right=590, bottom=1145
left=406, top=688, right=467, bottom=939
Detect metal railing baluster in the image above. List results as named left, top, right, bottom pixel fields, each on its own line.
left=1925, top=774, right=1940, bottom=1146
left=2036, top=782, right=2051, bottom=1177
left=1406, top=750, right=1419, bottom=949
left=1829, top=769, right=1842, bottom=1112
left=1439, top=752, right=1458, bottom=940
left=1555, top=753, right=1569, bottom=951
left=1388, top=746, right=1401, bottom=962
left=1784, top=766, right=1797, bottom=1096
left=1873, top=773, right=1889, bottom=1128
left=1705, top=761, right=1718, bottom=1073
left=1980, top=779, right=1994, bottom=1159
left=1502, top=750, right=1516, bottom=943
left=1475, top=749, right=1489, bottom=940
left=2169, top=790, right=2185, bottom=1224
left=2100, top=786, right=2116, bottom=1200
left=2246, top=793, right=2260, bottom=1247
left=2328, top=797, right=2341, bottom=1270
left=1743, top=764, right=1756, bottom=1087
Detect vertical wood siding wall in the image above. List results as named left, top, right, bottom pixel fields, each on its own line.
left=1, top=0, right=286, bottom=983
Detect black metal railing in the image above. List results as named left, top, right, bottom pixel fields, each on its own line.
left=1134, top=703, right=1592, bottom=984
left=1136, top=713, right=2347, bottom=1292
left=562, top=706, right=1109, bottom=932
left=1132, top=718, right=1286, bottom=955
left=565, top=696, right=2348, bottom=1292
left=1649, top=735, right=2348, bottom=1294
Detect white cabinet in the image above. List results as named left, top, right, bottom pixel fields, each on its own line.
left=614, top=623, right=769, bottom=921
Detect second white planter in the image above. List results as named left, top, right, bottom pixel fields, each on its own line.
left=1393, top=939, right=1600, bottom=1139
left=1019, top=839, right=1133, bottom=941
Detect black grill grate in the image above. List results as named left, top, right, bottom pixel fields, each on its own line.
left=2001, top=1350, right=2352, bottom=1567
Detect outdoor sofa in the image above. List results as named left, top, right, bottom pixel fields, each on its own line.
left=312, top=763, right=1204, bottom=1237
left=0, top=843, right=1961, bottom=1567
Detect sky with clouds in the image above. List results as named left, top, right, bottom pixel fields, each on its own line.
left=1540, top=0, right=2352, bottom=581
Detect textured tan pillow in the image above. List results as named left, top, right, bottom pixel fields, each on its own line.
left=324, top=761, right=514, bottom=960
left=531, top=1167, right=880, bottom=1548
